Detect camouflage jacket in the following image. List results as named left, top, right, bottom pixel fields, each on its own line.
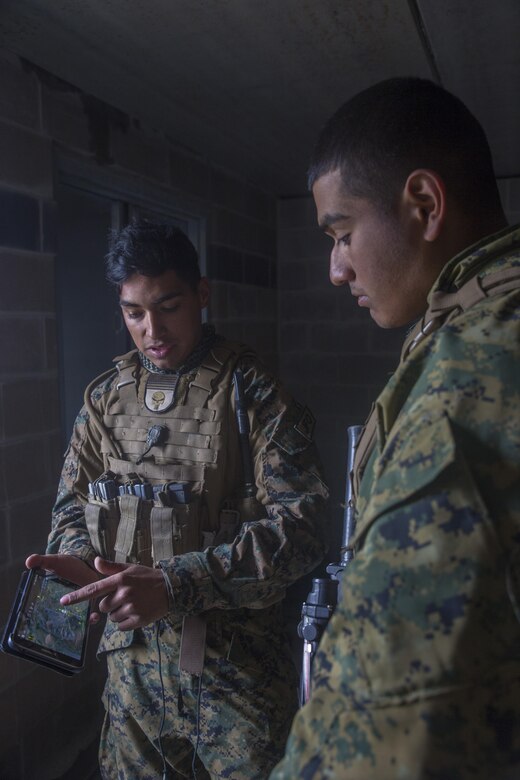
left=47, top=335, right=328, bottom=628
left=272, top=226, right=520, bottom=779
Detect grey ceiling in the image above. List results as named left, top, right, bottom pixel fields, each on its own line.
left=1, top=0, right=519, bottom=196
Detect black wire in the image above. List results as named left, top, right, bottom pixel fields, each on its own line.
left=155, top=620, right=169, bottom=780
left=191, top=674, right=203, bottom=778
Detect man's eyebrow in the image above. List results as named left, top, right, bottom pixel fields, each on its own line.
left=318, top=212, right=351, bottom=230
left=119, top=291, right=182, bottom=307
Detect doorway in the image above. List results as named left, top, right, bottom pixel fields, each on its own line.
left=55, top=171, right=205, bottom=443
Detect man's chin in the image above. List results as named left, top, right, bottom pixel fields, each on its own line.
left=146, top=351, right=182, bottom=371
left=369, top=309, right=390, bottom=328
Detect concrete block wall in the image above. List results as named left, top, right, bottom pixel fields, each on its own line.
left=207, top=169, right=278, bottom=368
left=0, top=48, right=277, bottom=779
left=0, top=50, right=106, bottom=780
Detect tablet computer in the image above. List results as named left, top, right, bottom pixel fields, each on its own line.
left=1, top=568, right=90, bottom=675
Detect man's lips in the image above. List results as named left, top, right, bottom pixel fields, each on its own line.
left=350, top=289, right=369, bottom=307
left=146, top=344, right=174, bottom=358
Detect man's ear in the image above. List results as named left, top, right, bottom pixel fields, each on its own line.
left=403, top=169, right=446, bottom=242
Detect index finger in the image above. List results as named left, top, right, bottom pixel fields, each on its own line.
left=60, top=576, right=118, bottom=606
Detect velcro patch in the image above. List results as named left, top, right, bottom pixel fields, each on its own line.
left=144, top=374, right=178, bottom=413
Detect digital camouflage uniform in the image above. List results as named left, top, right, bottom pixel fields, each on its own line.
left=47, top=331, right=329, bottom=779
left=271, top=225, right=520, bottom=779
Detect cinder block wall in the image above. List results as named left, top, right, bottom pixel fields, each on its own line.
left=277, top=187, right=520, bottom=557
left=0, top=48, right=277, bottom=779
left=0, top=51, right=106, bottom=780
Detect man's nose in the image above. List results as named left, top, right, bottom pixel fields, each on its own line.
left=329, top=246, right=353, bottom=287
left=146, top=312, right=166, bottom=338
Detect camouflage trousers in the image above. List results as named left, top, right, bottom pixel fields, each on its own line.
left=98, top=616, right=298, bottom=779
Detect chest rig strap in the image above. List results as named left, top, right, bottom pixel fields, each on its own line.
left=186, top=344, right=235, bottom=406
left=352, top=264, right=520, bottom=504
left=114, top=350, right=140, bottom=401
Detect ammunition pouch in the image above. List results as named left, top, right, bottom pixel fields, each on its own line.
left=86, top=489, right=266, bottom=566
left=86, top=487, right=204, bottom=567
left=85, top=499, right=120, bottom=561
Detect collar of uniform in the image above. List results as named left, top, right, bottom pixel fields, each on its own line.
left=138, top=323, right=217, bottom=376
left=428, top=223, right=520, bottom=302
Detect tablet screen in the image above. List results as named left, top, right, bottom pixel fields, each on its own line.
left=15, top=573, right=89, bottom=662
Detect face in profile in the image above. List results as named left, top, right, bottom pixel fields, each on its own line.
left=312, top=169, right=431, bottom=328
left=119, top=270, right=210, bottom=370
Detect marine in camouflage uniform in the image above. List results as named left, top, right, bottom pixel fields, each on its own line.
left=47, top=326, right=328, bottom=779
left=271, top=210, right=520, bottom=780
left=271, top=78, right=520, bottom=779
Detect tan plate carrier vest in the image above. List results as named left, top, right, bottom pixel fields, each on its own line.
left=83, top=340, right=263, bottom=673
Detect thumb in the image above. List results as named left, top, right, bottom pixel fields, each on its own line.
left=94, top=557, right=129, bottom=576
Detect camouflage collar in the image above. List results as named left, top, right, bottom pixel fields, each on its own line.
left=430, top=223, right=520, bottom=299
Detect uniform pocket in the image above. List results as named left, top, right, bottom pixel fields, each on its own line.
left=354, top=412, right=457, bottom=545
left=97, top=618, right=134, bottom=656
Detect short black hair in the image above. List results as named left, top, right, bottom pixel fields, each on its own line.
left=308, top=77, right=502, bottom=216
left=106, top=220, right=201, bottom=290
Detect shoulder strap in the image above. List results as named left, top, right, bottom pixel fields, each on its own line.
left=82, top=351, right=141, bottom=461
left=83, top=367, right=121, bottom=460
left=402, top=266, right=520, bottom=361
left=352, top=404, right=378, bottom=500
left=186, top=340, right=253, bottom=408
left=113, top=350, right=140, bottom=404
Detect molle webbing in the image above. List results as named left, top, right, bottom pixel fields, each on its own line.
left=108, top=440, right=219, bottom=464
left=104, top=413, right=220, bottom=434
left=104, top=430, right=217, bottom=450
left=106, top=455, right=205, bottom=483
left=101, top=345, right=242, bottom=470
